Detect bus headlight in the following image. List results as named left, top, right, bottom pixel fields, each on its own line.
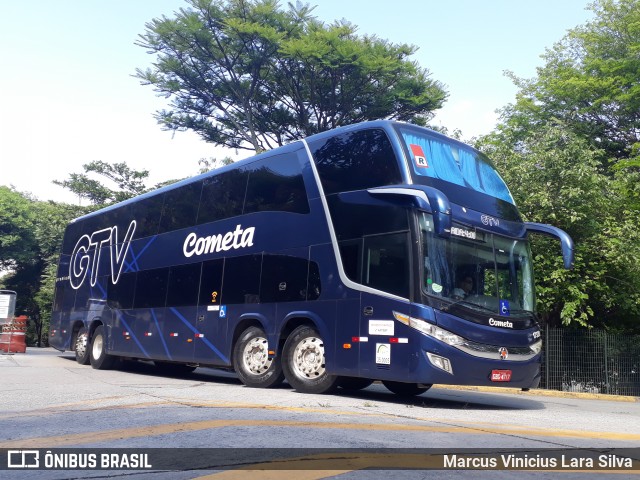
left=530, top=339, right=542, bottom=355
left=393, top=311, right=464, bottom=346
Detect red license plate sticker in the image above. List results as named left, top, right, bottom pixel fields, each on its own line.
left=491, top=370, right=512, bottom=382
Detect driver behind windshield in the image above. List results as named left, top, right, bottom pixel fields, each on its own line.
left=452, top=275, right=474, bottom=300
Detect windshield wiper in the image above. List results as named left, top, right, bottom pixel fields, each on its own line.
left=442, top=299, right=495, bottom=314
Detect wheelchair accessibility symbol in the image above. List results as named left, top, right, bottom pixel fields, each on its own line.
left=499, top=300, right=510, bottom=316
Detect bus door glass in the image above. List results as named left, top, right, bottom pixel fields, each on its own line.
left=358, top=232, right=412, bottom=377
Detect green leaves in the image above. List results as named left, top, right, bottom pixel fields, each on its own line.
left=505, top=0, right=640, bottom=167
left=135, top=0, right=447, bottom=151
left=479, top=1, right=640, bottom=331
left=53, top=160, right=151, bottom=205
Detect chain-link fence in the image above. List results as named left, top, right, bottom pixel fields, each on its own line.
left=541, top=326, right=640, bottom=396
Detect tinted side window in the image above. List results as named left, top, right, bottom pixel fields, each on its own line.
left=363, top=233, right=410, bottom=298
left=130, top=195, right=164, bottom=238
left=307, top=261, right=321, bottom=301
left=159, top=182, right=203, bottom=233
left=199, top=259, right=224, bottom=306
left=309, top=129, right=401, bottom=195
left=53, top=282, right=76, bottom=312
left=101, top=196, right=164, bottom=240
left=328, top=197, right=409, bottom=241
left=134, top=268, right=169, bottom=308
left=260, top=255, right=309, bottom=303
left=338, top=240, right=361, bottom=283
left=107, top=272, right=136, bottom=309
left=167, top=263, right=202, bottom=307
left=244, top=154, right=309, bottom=214
left=223, top=255, right=262, bottom=304
left=197, top=170, right=248, bottom=225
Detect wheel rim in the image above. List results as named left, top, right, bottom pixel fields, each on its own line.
left=76, top=332, right=88, bottom=357
left=92, top=334, right=103, bottom=359
left=242, top=337, right=272, bottom=375
left=291, top=336, right=325, bottom=380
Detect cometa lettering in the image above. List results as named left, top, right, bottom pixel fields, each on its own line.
left=183, top=224, right=255, bottom=258
left=489, top=318, right=513, bottom=328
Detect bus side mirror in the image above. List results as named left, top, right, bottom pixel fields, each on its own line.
left=368, top=185, right=452, bottom=237
left=524, top=222, right=575, bottom=270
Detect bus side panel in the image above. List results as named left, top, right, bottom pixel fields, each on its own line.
left=307, top=242, right=362, bottom=376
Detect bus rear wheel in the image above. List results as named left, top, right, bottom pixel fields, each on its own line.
left=382, top=380, right=431, bottom=397
left=233, top=326, right=284, bottom=388
left=89, top=325, right=117, bottom=370
left=282, top=325, right=338, bottom=394
left=74, top=327, right=90, bottom=365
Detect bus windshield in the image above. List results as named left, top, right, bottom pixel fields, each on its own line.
left=419, top=213, right=535, bottom=315
left=397, top=126, right=515, bottom=205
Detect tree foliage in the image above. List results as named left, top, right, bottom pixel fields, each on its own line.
left=0, top=187, right=38, bottom=270
left=480, top=125, right=640, bottom=329
left=135, top=0, right=447, bottom=152
left=503, top=0, right=640, bottom=168
left=53, top=160, right=152, bottom=205
left=481, top=0, right=640, bottom=330
left=0, top=187, right=82, bottom=345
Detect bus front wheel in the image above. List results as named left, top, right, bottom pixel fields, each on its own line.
left=282, top=325, right=338, bottom=394
left=74, top=327, right=90, bottom=365
left=89, top=325, right=117, bottom=370
left=233, top=327, right=284, bottom=388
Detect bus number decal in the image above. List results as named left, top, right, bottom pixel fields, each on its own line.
left=69, top=220, right=137, bottom=289
left=376, top=343, right=391, bottom=365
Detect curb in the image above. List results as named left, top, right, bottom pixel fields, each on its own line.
left=432, top=384, right=639, bottom=402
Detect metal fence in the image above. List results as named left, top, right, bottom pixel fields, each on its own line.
left=541, top=326, right=640, bottom=397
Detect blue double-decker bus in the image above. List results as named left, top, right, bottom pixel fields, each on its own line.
left=50, top=121, right=573, bottom=396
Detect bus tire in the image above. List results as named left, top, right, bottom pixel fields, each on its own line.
left=233, top=327, right=284, bottom=388
left=74, top=327, right=90, bottom=365
left=382, top=380, right=431, bottom=397
left=89, top=325, right=117, bottom=370
left=282, top=325, right=338, bottom=394
left=337, top=376, right=374, bottom=391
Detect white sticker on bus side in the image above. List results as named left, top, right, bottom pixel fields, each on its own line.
left=376, top=343, right=391, bottom=365
left=368, top=320, right=394, bottom=336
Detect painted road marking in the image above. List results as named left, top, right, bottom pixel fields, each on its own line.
left=1, top=416, right=638, bottom=448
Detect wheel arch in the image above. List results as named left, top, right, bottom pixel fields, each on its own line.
left=278, top=311, right=326, bottom=358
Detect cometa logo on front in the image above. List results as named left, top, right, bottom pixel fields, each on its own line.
left=489, top=318, right=514, bottom=328
left=183, top=224, right=255, bottom=258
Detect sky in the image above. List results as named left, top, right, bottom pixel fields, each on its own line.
left=0, top=0, right=594, bottom=203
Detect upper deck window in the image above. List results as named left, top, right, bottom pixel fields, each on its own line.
left=398, top=127, right=514, bottom=205
left=308, top=128, right=402, bottom=195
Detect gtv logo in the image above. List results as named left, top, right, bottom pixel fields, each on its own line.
left=69, top=220, right=136, bottom=289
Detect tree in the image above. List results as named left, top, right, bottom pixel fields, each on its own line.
left=479, top=0, right=640, bottom=331
left=0, top=188, right=81, bottom=345
left=135, top=0, right=447, bottom=152
left=502, top=0, right=640, bottom=168
left=0, top=187, right=38, bottom=270
left=53, top=160, right=152, bottom=205
left=197, top=155, right=236, bottom=173
left=480, top=125, right=640, bottom=330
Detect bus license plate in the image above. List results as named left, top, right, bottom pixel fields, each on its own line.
left=491, top=370, right=512, bottom=382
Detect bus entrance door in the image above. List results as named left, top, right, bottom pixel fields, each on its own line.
left=359, top=293, right=411, bottom=380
